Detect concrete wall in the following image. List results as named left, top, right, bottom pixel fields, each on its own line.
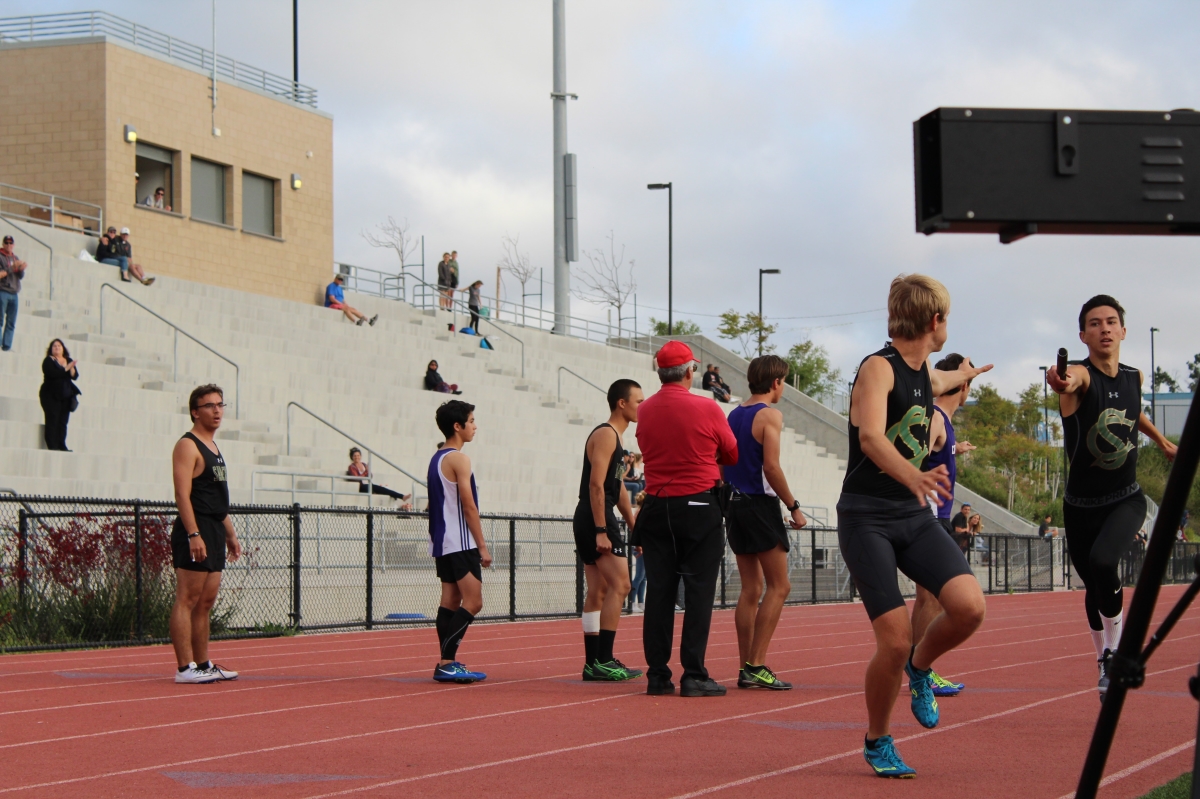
left=0, top=36, right=333, bottom=305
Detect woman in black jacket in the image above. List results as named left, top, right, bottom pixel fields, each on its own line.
left=424, top=360, right=461, bottom=395
left=40, top=338, right=80, bottom=451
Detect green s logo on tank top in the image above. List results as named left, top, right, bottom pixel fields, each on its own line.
left=1086, top=408, right=1135, bottom=470
left=212, top=464, right=228, bottom=482
left=885, top=405, right=930, bottom=467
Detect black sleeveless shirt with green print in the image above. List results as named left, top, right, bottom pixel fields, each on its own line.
left=842, top=345, right=933, bottom=502
left=1063, top=360, right=1141, bottom=508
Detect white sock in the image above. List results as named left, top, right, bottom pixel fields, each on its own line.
left=1089, top=628, right=1105, bottom=660
left=582, top=611, right=600, bottom=634
left=1101, top=612, right=1123, bottom=653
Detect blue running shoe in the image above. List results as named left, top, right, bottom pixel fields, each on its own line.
left=905, top=659, right=939, bottom=729
left=930, top=670, right=962, bottom=696
left=433, top=661, right=487, bottom=683
left=863, top=735, right=916, bottom=778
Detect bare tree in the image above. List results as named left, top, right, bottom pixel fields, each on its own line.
left=572, top=230, right=637, bottom=335
left=498, top=233, right=537, bottom=323
left=361, top=216, right=419, bottom=276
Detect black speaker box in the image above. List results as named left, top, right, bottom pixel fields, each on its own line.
left=914, top=107, right=1200, bottom=242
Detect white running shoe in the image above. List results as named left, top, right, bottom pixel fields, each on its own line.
left=175, top=662, right=220, bottom=684
left=206, top=663, right=239, bottom=681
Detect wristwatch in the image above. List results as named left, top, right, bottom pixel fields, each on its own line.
left=594, top=526, right=608, bottom=534
left=187, top=531, right=201, bottom=539
left=787, top=500, right=801, bottom=512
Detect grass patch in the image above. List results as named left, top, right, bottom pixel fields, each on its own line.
left=1141, top=771, right=1191, bottom=799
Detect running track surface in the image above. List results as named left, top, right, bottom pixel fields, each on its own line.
left=1, top=588, right=1196, bottom=798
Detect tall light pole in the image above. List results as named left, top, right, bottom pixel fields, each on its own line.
left=1150, top=326, right=1160, bottom=428
left=292, top=0, right=299, bottom=94
left=647, top=183, right=672, bottom=335
left=758, top=268, right=780, bottom=357
left=1039, top=366, right=1050, bottom=443
left=551, top=0, right=578, bottom=335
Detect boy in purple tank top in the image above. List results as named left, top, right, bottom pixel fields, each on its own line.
left=724, top=355, right=808, bottom=690
left=912, top=353, right=977, bottom=698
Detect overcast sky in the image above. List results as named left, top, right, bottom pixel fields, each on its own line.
left=12, top=1, right=1200, bottom=397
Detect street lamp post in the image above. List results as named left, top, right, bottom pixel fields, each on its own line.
left=758, top=268, right=781, bottom=357
left=647, top=183, right=672, bottom=335
left=1150, top=326, right=1160, bottom=429
left=1039, top=366, right=1050, bottom=443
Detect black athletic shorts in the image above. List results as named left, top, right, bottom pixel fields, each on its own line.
left=726, top=492, right=791, bottom=556
left=172, top=514, right=227, bottom=573
left=837, top=492, right=974, bottom=621
left=938, top=517, right=954, bottom=536
left=572, top=503, right=626, bottom=565
left=435, top=548, right=482, bottom=584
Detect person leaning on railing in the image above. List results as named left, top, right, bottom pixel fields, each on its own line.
left=346, top=447, right=412, bottom=509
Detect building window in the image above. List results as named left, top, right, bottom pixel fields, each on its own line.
left=242, top=171, right=277, bottom=237
left=191, top=157, right=227, bottom=225
left=135, top=142, right=176, bottom=211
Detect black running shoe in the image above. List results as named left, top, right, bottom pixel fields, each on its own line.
left=583, top=663, right=599, bottom=682
left=680, top=676, right=727, bottom=697
left=647, top=679, right=675, bottom=696
left=738, top=664, right=792, bottom=690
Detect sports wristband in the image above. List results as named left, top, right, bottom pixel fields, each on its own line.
left=594, top=526, right=608, bottom=534
left=187, top=532, right=201, bottom=539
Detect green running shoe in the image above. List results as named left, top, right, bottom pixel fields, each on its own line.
left=583, top=662, right=598, bottom=681
left=591, top=659, right=643, bottom=681
left=930, top=670, right=962, bottom=696
left=737, top=664, right=793, bottom=690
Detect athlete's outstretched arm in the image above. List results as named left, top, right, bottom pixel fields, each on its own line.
left=1138, top=413, right=1177, bottom=460
left=853, top=356, right=951, bottom=507
left=446, top=451, right=492, bottom=568
left=929, top=358, right=993, bottom=397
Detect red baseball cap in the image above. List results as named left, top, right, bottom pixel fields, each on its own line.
left=654, top=340, right=697, bottom=369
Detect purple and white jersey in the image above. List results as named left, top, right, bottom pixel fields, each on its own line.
left=427, top=447, right=479, bottom=557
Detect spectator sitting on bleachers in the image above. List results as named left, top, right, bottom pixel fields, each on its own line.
left=96, top=226, right=130, bottom=282
left=346, top=447, right=412, bottom=508
left=623, top=452, right=645, bottom=495
left=142, top=187, right=172, bottom=211
left=424, top=360, right=462, bottom=394
left=325, top=274, right=377, bottom=326
left=702, top=364, right=731, bottom=402
left=113, top=227, right=155, bottom=285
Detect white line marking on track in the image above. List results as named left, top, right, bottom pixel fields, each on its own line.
left=1053, top=739, right=1195, bottom=799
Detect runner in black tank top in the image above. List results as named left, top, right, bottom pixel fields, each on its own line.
left=169, top=386, right=243, bottom=685
left=1048, top=296, right=1176, bottom=697
left=837, top=275, right=989, bottom=779
left=573, top=380, right=644, bottom=683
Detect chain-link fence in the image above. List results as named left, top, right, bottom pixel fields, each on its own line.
left=1, top=496, right=1196, bottom=652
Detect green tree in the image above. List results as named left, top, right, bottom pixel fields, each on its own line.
left=648, top=317, right=701, bottom=336
left=1188, top=354, right=1200, bottom=392
left=1154, top=367, right=1181, bottom=394
left=785, top=339, right=842, bottom=400
left=717, top=310, right=777, bottom=359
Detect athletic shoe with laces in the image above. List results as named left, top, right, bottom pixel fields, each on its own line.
left=905, top=659, right=939, bottom=729
left=929, top=670, right=961, bottom=696
left=591, top=659, right=643, bottom=681
left=433, top=661, right=487, bottom=683
left=863, top=735, right=916, bottom=778
left=205, top=663, right=238, bottom=681
left=737, top=664, right=792, bottom=690
left=583, top=662, right=598, bottom=681
left=175, top=662, right=220, bottom=684
left=1098, top=649, right=1112, bottom=697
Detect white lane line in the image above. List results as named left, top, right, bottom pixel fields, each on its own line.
left=1053, top=739, right=1194, bottom=799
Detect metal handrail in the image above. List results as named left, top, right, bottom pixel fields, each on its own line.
left=405, top=272, right=527, bottom=377
left=0, top=11, right=318, bottom=106
left=286, top=401, right=426, bottom=487
left=557, top=366, right=605, bottom=403
left=98, top=283, right=240, bottom=418
left=0, top=217, right=53, bottom=300
left=251, top=468, right=424, bottom=510
left=0, top=182, right=102, bottom=238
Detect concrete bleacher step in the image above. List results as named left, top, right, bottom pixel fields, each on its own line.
left=69, top=332, right=131, bottom=348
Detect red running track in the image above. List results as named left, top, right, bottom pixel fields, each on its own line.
left=0, top=587, right=1196, bottom=798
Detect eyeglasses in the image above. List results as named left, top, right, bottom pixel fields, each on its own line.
left=196, top=402, right=227, bottom=411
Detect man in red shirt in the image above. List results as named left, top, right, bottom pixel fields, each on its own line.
left=635, top=341, right=738, bottom=697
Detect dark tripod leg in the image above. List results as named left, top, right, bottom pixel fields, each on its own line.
left=1193, top=664, right=1200, bottom=799
left=1076, top=393, right=1200, bottom=799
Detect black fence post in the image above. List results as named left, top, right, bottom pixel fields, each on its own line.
left=1004, top=536, right=1010, bottom=593
left=291, top=503, right=302, bottom=629
left=575, top=556, right=583, bottom=615
left=509, top=519, right=517, bottom=621
left=365, top=512, right=374, bottom=631
left=134, top=500, right=144, bottom=639
left=1027, top=537, right=1033, bottom=593
left=811, top=526, right=817, bottom=604
left=17, top=508, right=27, bottom=608
left=988, top=535, right=994, bottom=593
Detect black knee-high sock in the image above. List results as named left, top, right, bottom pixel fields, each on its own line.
left=441, top=607, right=475, bottom=661
left=597, top=629, right=617, bottom=663
left=584, top=634, right=598, bottom=666
left=436, top=607, right=455, bottom=654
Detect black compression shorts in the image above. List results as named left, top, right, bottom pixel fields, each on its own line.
left=726, top=492, right=791, bottom=556
left=172, top=514, right=227, bottom=573
left=435, top=549, right=482, bottom=584
left=572, top=503, right=626, bottom=565
left=837, top=492, right=974, bottom=621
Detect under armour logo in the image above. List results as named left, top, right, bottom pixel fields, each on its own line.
left=1108, top=391, right=1119, bottom=398
left=914, top=389, right=923, bottom=398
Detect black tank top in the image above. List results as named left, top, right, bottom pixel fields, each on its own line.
left=183, top=432, right=230, bottom=518
left=842, top=345, right=933, bottom=502
left=577, top=423, right=626, bottom=509
left=1063, top=360, right=1141, bottom=507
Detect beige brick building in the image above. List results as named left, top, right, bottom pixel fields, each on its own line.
left=0, top=14, right=333, bottom=304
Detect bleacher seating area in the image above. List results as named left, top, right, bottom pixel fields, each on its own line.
left=0, top=222, right=847, bottom=517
